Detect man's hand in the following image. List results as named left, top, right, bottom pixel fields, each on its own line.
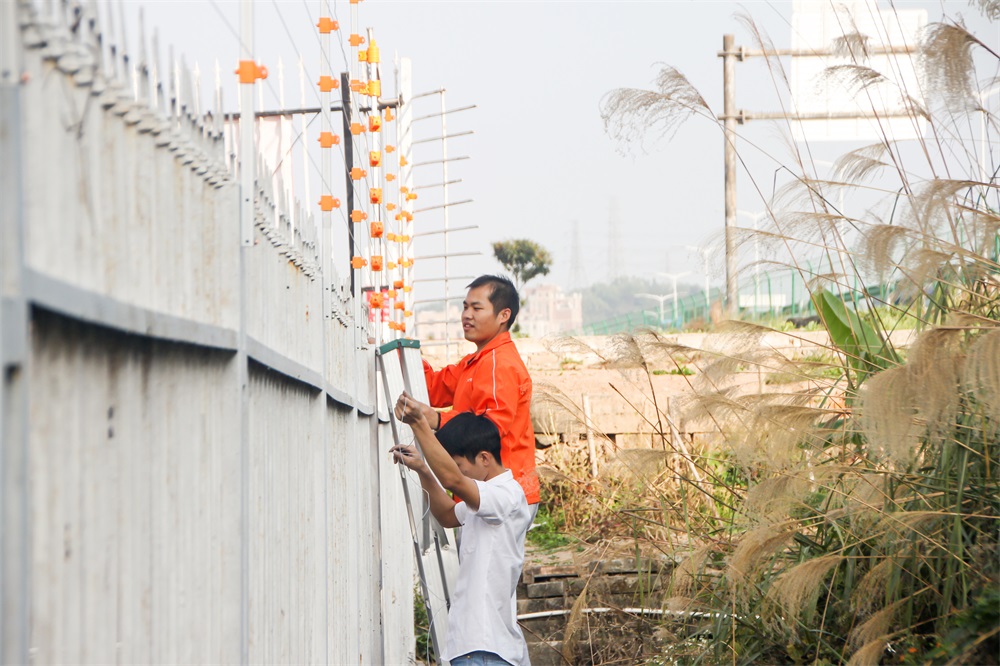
left=394, top=391, right=441, bottom=430
left=390, top=444, right=426, bottom=473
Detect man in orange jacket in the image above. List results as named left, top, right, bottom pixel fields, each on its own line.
left=420, top=275, right=539, bottom=509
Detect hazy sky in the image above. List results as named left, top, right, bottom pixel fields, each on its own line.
left=121, top=0, right=999, bottom=301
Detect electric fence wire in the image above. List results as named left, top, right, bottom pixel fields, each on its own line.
left=205, top=0, right=370, bottom=253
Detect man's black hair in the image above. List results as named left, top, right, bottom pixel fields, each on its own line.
left=435, top=412, right=502, bottom=465
left=466, top=274, right=520, bottom=329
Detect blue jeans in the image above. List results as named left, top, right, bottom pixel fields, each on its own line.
left=452, top=651, right=511, bottom=665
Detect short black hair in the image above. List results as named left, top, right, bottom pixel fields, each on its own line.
left=435, top=412, right=502, bottom=465
left=467, top=275, right=520, bottom=330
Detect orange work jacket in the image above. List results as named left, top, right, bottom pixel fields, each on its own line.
left=423, top=331, right=539, bottom=504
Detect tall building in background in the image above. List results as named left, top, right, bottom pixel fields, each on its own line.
left=519, top=284, right=583, bottom=338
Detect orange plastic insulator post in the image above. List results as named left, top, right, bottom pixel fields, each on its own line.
left=318, top=75, right=339, bottom=92
left=386, top=203, right=396, bottom=211
left=398, top=322, right=407, bottom=333
left=399, top=234, right=411, bottom=243
left=317, top=17, right=339, bottom=33
left=318, top=195, right=340, bottom=211
left=236, top=60, right=268, bottom=84
left=369, top=150, right=381, bottom=167
left=350, top=167, right=367, bottom=180
left=349, top=79, right=365, bottom=93
left=387, top=261, right=396, bottom=270
left=400, top=259, right=413, bottom=268
left=318, top=132, right=340, bottom=148
left=386, top=173, right=396, bottom=182
left=369, top=293, right=384, bottom=309
left=393, top=279, right=404, bottom=289
left=369, top=188, right=382, bottom=205
left=350, top=0, right=364, bottom=4
left=394, top=213, right=403, bottom=222
left=385, top=145, right=396, bottom=153
left=386, top=233, right=396, bottom=242
left=350, top=122, right=365, bottom=135
left=348, top=33, right=365, bottom=47
left=402, top=211, right=414, bottom=223
left=368, top=115, right=382, bottom=132
left=406, top=192, right=418, bottom=201
left=387, top=289, right=397, bottom=299
left=394, top=301, right=405, bottom=311
left=399, top=186, right=409, bottom=194
left=403, top=286, right=413, bottom=294
left=399, top=156, right=408, bottom=167
left=366, top=42, right=380, bottom=64
left=367, top=80, right=381, bottom=98
left=351, top=256, right=367, bottom=269
left=370, top=221, right=383, bottom=238
left=351, top=209, right=367, bottom=223
left=357, top=50, right=369, bottom=63
left=404, top=310, right=413, bottom=317
left=384, top=108, right=395, bottom=122
left=370, top=256, right=383, bottom=271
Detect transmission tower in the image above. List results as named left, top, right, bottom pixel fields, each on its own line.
left=607, top=199, right=622, bottom=281
left=568, top=220, right=584, bottom=291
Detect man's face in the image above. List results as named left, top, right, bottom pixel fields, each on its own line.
left=462, top=285, right=509, bottom=350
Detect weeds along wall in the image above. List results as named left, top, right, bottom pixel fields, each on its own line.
left=0, top=4, right=413, bottom=664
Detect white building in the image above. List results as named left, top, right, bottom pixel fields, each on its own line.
left=519, top=284, right=583, bottom=338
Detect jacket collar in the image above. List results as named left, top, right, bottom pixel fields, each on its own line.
left=466, top=331, right=512, bottom=365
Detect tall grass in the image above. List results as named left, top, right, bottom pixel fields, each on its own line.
left=540, top=5, right=999, bottom=664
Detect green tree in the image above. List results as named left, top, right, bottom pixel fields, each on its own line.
left=491, top=239, right=552, bottom=290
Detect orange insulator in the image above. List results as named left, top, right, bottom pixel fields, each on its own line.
left=370, top=188, right=382, bottom=204
left=317, top=17, right=339, bottom=33
left=350, top=122, right=365, bottom=135
left=385, top=145, right=396, bottom=153
left=367, top=80, right=381, bottom=98
left=384, top=108, right=394, bottom=122
left=368, top=115, right=382, bottom=132
left=402, top=211, right=414, bottom=223
left=370, top=293, right=384, bottom=309
left=349, top=34, right=365, bottom=47
left=349, top=79, right=365, bottom=93
left=403, top=310, right=413, bottom=317
left=387, top=289, right=397, bottom=299
left=406, top=192, right=418, bottom=201
left=386, top=232, right=396, bottom=242
left=350, top=167, right=367, bottom=180
left=399, top=156, right=408, bottom=167
left=387, top=261, right=396, bottom=270
left=351, top=209, right=367, bottom=223
left=393, top=279, right=404, bottom=289
left=369, top=150, right=381, bottom=167
left=400, top=259, right=413, bottom=268
left=399, top=186, right=409, bottom=194
left=317, top=75, right=338, bottom=92
left=370, top=255, right=383, bottom=271
left=357, top=50, right=369, bottom=63
left=394, top=301, right=405, bottom=311
left=386, top=173, right=396, bottom=182
left=351, top=256, right=367, bottom=269
left=318, top=131, right=340, bottom=148
left=366, top=42, right=380, bottom=64
left=318, top=195, right=340, bottom=211
left=235, top=60, right=268, bottom=84
left=386, top=203, right=396, bottom=211
left=403, top=286, right=413, bottom=294
left=399, top=234, right=411, bottom=242
left=370, top=221, right=384, bottom=237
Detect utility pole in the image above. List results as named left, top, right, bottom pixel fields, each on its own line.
left=722, top=34, right=738, bottom=317
left=718, top=33, right=916, bottom=319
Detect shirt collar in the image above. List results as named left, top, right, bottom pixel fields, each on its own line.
left=466, top=331, right=512, bottom=365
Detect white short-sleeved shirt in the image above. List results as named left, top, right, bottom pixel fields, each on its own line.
left=446, top=470, right=531, bottom=665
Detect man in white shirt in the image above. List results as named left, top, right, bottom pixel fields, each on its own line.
left=393, top=392, right=531, bottom=666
